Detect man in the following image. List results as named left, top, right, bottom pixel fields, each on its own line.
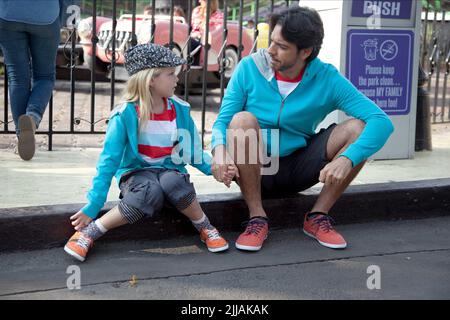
left=211, top=7, right=394, bottom=251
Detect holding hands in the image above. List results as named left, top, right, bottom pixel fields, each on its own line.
left=211, top=145, right=240, bottom=188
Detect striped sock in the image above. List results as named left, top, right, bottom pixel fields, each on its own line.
left=191, top=213, right=214, bottom=232
left=80, top=220, right=108, bottom=241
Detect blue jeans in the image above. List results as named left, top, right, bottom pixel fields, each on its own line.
left=0, top=18, right=60, bottom=133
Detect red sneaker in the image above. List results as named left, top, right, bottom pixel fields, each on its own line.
left=235, top=217, right=269, bottom=251
left=303, top=213, right=347, bottom=249
left=199, top=228, right=229, bottom=253
left=64, top=231, right=94, bottom=262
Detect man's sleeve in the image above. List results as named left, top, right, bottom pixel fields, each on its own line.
left=333, top=73, right=395, bottom=167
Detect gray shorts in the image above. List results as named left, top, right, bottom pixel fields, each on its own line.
left=118, top=168, right=196, bottom=223
left=261, top=123, right=337, bottom=197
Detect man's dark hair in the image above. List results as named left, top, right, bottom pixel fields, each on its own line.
left=270, top=7, right=324, bottom=62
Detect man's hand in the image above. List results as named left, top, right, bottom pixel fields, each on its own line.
left=319, top=156, right=353, bottom=186
left=212, top=145, right=240, bottom=188
left=70, top=211, right=92, bottom=231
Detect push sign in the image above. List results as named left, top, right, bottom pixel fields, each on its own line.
left=351, top=0, right=413, bottom=19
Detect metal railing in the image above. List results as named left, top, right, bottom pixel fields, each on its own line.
left=1, top=0, right=288, bottom=150
left=421, top=0, right=450, bottom=123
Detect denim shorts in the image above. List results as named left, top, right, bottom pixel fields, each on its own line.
left=118, top=168, right=197, bottom=218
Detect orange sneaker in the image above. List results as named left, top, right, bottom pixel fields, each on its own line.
left=235, top=217, right=269, bottom=251
left=64, top=231, right=94, bottom=262
left=303, top=213, right=347, bottom=249
left=200, top=228, right=229, bottom=252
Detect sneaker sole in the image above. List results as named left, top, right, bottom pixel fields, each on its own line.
left=200, top=239, right=229, bottom=253
left=303, top=229, right=347, bottom=249
left=64, top=245, right=86, bottom=262
left=18, top=115, right=36, bottom=161
left=235, top=235, right=268, bottom=252
left=208, top=243, right=229, bottom=253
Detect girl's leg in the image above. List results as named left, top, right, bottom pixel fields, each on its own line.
left=158, top=170, right=209, bottom=229
left=66, top=171, right=165, bottom=261
left=80, top=203, right=143, bottom=241
left=65, top=206, right=130, bottom=262
left=179, top=198, right=215, bottom=231
left=159, top=170, right=229, bottom=252
left=74, top=206, right=125, bottom=244
left=98, top=205, right=128, bottom=230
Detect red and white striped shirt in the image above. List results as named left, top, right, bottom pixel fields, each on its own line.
left=136, top=98, right=177, bottom=165
left=275, top=65, right=306, bottom=98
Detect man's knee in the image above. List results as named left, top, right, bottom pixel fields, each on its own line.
left=229, top=111, right=259, bottom=130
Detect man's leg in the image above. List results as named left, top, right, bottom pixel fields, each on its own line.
left=227, top=111, right=267, bottom=219
left=310, top=119, right=366, bottom=214
left=227, top=112, right=269, bottom=251
left=302, top=119, right=366, bottom=249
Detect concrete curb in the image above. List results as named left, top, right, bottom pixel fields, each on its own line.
left=1, top=178, right=449, bottom=252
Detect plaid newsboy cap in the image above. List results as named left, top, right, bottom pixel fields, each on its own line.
left=124, top=43, right=186, bottom=76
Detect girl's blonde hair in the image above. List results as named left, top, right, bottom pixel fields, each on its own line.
left=122, top=67, right=162, bottom=131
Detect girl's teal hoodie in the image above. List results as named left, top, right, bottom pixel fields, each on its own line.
left=81, top=96, right=212, bottom=219
left=212, top=49, right=394, bottom=166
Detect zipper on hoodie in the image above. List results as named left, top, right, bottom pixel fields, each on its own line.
left=275, top=81, right=304, bottom=127
left=268, top=63, right=308, bottom=127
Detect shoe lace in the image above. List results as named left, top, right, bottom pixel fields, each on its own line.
left=313, top=215, right=336, bottom=233
left=206, top=228, right=221, bottom=240
left=77, top=234, right=92, bottom=250
left=243, top=219, right=267, bottom=236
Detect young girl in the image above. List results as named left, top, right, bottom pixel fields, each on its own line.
left=64, top=43, right=230, bottom=262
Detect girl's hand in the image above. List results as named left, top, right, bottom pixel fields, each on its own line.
left=70, top=211, right=92, bottom=231
left=223, top=164, right=239, bottom=188
left=212, top=146, right=240, bottom=188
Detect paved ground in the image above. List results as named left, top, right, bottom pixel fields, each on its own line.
left=1, top=216, right=449, bottom=299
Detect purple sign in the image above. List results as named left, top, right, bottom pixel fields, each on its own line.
left=346, top=29, right=414, bottom=115
left=351, top=0, right=413, bottom=19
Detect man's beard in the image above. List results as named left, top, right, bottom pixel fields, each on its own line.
left=276, top=60, right=297, bottom=72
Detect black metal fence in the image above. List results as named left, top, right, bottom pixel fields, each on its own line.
left=421, top=0, right=450, bottom=123
left=2, top=0, right=448, bottom=152
left=1, top=0, right=293, bottom=150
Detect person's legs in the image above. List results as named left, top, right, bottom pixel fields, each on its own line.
left=64, top=170, right=165, bottom=262
left=302, top=119, right=366, bottom=249
left=261, top=119, right=366, bottom=210
left=0, top=19, right=31, bottom=133
left=26, top=19, right=60, bottom=127
left=227, top=111, right=269, bottom=251
left=64, top=206, right=126, bottom=262
left=158, top=170, right=228, bottom=252
left=310, top=119, right=366, bottom=214
left=227, top=111, right=267, bottom=219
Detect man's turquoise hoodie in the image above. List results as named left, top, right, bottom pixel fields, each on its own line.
left=212, top=49, right=394, bottom=166
left=81, top=96, right=212, bottom=219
